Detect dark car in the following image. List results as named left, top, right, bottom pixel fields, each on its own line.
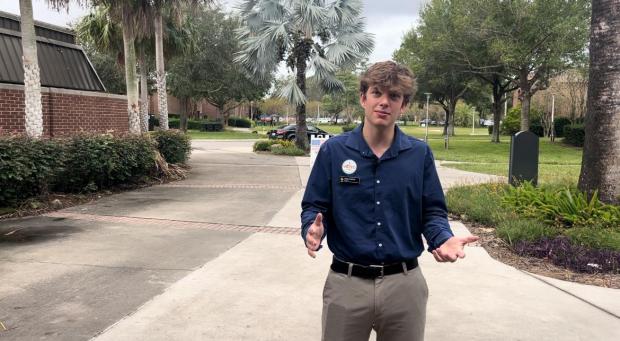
left=267, top=124, right=332, bottom=141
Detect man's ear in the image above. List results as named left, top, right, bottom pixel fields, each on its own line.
left=359, top=92, right=366, bottom=106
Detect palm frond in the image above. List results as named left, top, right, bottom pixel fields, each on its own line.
left=293, top=0, right=327, bottom=37
left=279, top=78, right=307, bottom=106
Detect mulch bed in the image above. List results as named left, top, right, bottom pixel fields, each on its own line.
left=454, top=215, right=620, bottom=289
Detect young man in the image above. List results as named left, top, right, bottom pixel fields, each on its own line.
left=301, top=61, right=478, bottom=341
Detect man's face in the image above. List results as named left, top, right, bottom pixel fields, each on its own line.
left=360, top=85, right=406, bottom=128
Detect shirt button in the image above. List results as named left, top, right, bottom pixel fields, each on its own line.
left=376, top=201, right=381, bottom=205
left=378, top=243, right=383, bottom=247
left=376, top=180, right=381, bottom=184
left=377, top=222, right=381, bottom=226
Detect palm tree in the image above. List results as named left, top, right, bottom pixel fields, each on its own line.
left=235, top=0, right=374, bottom=150
left=76, top=4, right=152, bottom=132
left=578, top=0, right=620, bottom=204
left=150, top=1, right=207, bottom=130
left=90, top=0, right=151, bottom=134
left=19, top=0, right=44, bottom=138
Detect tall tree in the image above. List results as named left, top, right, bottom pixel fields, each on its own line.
left=578, top=0, right=620, bottom=204
left=19, top=0, right=43, bottom=138
left=76, top=3, right=155, bottom=132
left=394, top=24, right=472, bottom=137
left=235, top=0, right=374, bottom=150
left=466, top=0, right=590, bottom=131
left=90, top=0, right=152, bottom=134
left=20, top=0, right=91, bottom=137
left=150, top=1, right=208, bottom=130
left=168, top=7, right=269, bottom=128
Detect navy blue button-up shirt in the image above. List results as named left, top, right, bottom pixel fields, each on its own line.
left=301, top=124, right=453, bottom=265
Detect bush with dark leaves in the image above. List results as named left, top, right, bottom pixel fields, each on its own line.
left=514, top=236, right=620, bottom=273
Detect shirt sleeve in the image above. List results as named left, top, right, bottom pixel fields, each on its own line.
left=300, top=142, right=332, bottom=245
left=420, top=145, right=454, bottom=251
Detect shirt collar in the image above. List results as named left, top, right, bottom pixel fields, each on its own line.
left=345, top=123, right=413, bottom=159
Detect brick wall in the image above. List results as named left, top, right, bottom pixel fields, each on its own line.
left=0, top=84, right=129, bottom=136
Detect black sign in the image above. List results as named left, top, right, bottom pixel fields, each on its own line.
left=509, top=131, right=539, bottom=186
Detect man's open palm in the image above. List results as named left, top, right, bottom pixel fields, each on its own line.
left=306, top=213, right=324, bottom=258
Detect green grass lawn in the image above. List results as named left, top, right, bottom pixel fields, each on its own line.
left=188, top=129, right=265, bottom=139
left=189, top=123, right=582, bottom=184
left=317, top=124, right=583, bottom=184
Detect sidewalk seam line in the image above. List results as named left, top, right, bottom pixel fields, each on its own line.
left=522, top=270, right=620, bottom=320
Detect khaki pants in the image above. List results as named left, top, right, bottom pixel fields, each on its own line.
left=322, top=267, right=428, bottom=341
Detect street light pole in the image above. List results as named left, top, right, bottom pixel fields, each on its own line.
left=424, top=92, right=431, bottom=142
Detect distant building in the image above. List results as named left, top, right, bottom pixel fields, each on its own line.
left=0, top=10, right=129, bottom=136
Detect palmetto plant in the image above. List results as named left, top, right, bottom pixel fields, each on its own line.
left=235, top=0, right=374, bottom=150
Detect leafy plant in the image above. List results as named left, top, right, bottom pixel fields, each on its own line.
left=563, top=124, right=585, bottom=147
left=0, top=136, right=65, bottom=205
left=502, top=182, right=620, bottom=229
left=151, top=130, right=192, bottom=164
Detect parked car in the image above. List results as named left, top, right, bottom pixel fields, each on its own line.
left=267, top=124, right=332, bottom=141
left=420, top=119, right=438, bottom=126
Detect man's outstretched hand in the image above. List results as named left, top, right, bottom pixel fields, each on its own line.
left=432, top=235, right=479, bottom=263
left=306, top=213, right=324, bottom=258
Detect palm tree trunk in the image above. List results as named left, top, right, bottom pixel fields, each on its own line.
left=295, top=53, right=309, bottom=151
left=19, top=0, right=43, bottom=138
left=122, top=26, right=140, bottom=134
left=154, top=13, right=169, bottom=130
left=578, top=0, right=620, bottom=204
left=139, top=46, right=149, bottom=133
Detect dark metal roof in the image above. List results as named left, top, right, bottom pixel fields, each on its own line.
left=0, top=11, right=105, bottom=92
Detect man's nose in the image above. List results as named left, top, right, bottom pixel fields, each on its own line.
left=378, top=94, right=389, bottom=106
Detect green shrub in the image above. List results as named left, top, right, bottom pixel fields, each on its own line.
left=0, top=137, right=65, bottom=205
left=563, top=124, right=585, bottom=147
left=501, top=106, right=543, bottom=136
left=168, top=118, right=180, bottom=129
left=445, top=183, right=511, bottom=226
left=253, top=140, right=273, bottom=151
left=554, top=117, right=572, bottom=138
left=501, top=108, right=521, bottom=135
left=151, top=130, right=192, bottom=164
left=502, top=182, right=620, bottom=229
left=342, top=124, right=357, bottom=132
left=497, top=219, right=559, bottom=245
left=564, top=228, right=620, bottom=251
left=57, top=134, right=156, bottom=192
left=187, top=119, right=204, bottom=130
left=252, top=139, right=291, bottom=152
left=228, top=117, right=252, bottom=128
left=270, top=144, right=306, bottom=156
left=488, top=125, right=493, bottom=135
left=530, top=121, right=544, bottom=137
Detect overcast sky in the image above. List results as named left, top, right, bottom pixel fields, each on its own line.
left=0, top=0, right=424, bottom=64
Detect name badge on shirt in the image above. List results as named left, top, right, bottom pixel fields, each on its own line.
left=340, top=176, right=360, bottom=185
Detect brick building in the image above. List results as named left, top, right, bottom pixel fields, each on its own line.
left=0, top=11, right=128, bottom=136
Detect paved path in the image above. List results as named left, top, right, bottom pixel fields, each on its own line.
left=1, top=140, right=618, bottom=341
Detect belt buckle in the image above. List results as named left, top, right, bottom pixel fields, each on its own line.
left=369, top=264, right=384, bottom=278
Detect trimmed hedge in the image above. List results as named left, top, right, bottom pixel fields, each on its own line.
left=228, top=117, right=252, bottom=128
left=563, top=124, right=585, bottom=147
left=151, top=130, right=192, bottom=164
left=554, top=117, right=572, bottom=138
left=342, top=124, right=357, bottom=132
left=0, top=137, right=65, bottom=205
left=58, top=134, right=156, bottom=192
left=0, top=131, right=192, bottom=206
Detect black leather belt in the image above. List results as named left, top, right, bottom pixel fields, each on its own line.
left=330, top=257, right=419, bottom=279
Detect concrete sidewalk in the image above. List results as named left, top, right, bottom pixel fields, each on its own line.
left=91, top=141, right=619, bottom=341
left=1, top=140, right=618, bottom=341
